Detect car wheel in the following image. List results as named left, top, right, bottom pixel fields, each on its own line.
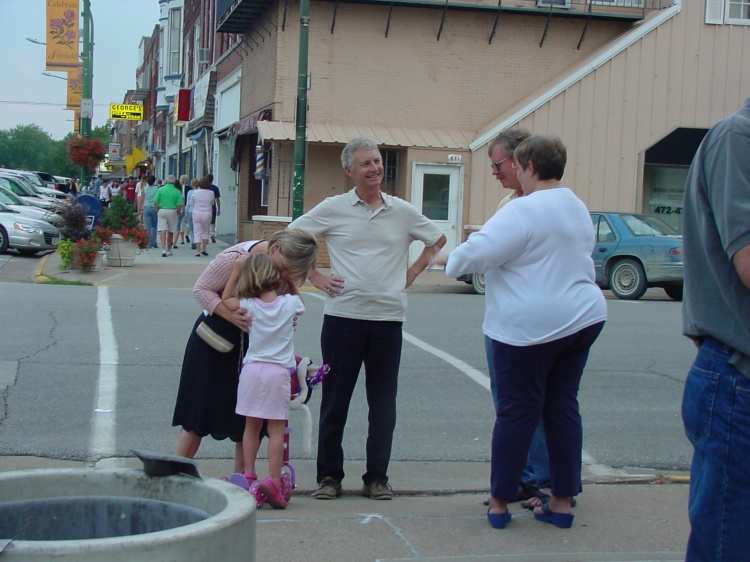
left=664, top=284, right=683, bottom=301
left=0, top=226, right=8, bottom=255
left=471, top=273, right=486, bottom=295
left=608, top=258, right=647, bottom=300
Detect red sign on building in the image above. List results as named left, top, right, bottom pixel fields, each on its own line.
left=175, top=89, right=191, bottom=123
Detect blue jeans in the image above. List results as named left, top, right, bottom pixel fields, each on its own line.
left=485, top=336, right=551, bottom=488
left=143, top=206, right=158, bottom=248
left=682, top=338, right=750, bottom=562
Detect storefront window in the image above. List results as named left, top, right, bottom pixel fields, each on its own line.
left=645, top=165, right=688, bottom=232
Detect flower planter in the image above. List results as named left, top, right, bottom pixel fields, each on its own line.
left=73, top=251, right=106, bottom=272
left=105, top=234, right=137, bottom=267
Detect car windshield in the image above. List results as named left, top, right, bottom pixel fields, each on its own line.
left=0, top=188, right=23, bottom=206
left=0, top=176, right=35, bottom=197
left=621, top=214, right=678, bottom=237
left=19, top=173, right=44, bottom=187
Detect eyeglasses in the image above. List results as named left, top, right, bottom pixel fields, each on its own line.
left=491, top=157, right=509, bottom=171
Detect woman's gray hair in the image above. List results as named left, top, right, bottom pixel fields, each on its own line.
left=341, top=137, right=380, bottom=169
left=165, top=174, right=177, bottom=184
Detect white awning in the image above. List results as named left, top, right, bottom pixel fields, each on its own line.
left=257, top=121, right=473, bottom=150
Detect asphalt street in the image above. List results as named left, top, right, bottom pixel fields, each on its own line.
left=0, top=280, right=695, bottom=472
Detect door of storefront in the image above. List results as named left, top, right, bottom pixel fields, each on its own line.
left=214, top=136, right=238, bottom=238
left=409, top=163, right=461, bottom=262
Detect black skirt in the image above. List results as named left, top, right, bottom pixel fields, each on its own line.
left=172, top=313, right=248, bottom=442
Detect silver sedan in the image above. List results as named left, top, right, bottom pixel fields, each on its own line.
left=0, top=202, right=60, bottom=255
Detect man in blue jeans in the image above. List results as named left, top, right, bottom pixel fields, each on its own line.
left=681, top=99, right=750, bottom=562
left=485, top=130, right=551, bottom=496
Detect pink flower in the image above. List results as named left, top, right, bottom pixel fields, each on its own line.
left=50, top=18, right=64, bottom=30
left=64, top=9, right=75, bottom=21
left=66, top=31, right=75, bottom=41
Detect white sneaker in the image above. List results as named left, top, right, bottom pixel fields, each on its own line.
left=161, top=251, right=167, bottom=257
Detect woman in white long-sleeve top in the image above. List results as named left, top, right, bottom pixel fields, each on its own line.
left=441, top=135, right=606, bottom=530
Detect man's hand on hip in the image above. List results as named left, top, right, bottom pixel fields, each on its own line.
left=309, top=268, right=345, bottom=297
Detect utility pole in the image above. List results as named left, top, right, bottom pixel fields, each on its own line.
left=291, top=0, right=310, bottom=220
left=80, top=0, right=93, bottom=138
left=80, top=0, right=94, bottom=182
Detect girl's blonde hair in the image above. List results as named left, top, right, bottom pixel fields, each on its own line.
left=237, top=253, right=282, bottom=298
left=268, top=229, right=318, bottom=287
left=191, top=178, right=200, bottom=188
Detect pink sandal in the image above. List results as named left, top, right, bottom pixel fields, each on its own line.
left=258, top=477, right=288, bottom=509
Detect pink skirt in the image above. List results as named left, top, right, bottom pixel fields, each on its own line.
left=236, top=361, right=291, bottom=420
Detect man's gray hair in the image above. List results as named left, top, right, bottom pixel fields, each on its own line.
left=341, top=137, right=380, bottom=169
left=487, top=128, right=532, bottom=157
left=165, top=174, right=177, bottom=184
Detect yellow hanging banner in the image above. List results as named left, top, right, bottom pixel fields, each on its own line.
left=73, top=110, right=80, bottom=135
left=46, top=0, right=80, bottom=70
left=66, top=66, right=82, bottom=110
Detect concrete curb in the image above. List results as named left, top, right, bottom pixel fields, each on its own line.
left=32, top=252, right=51, bottom=284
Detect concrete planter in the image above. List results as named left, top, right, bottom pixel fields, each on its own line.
left=0, top=469, right=256, bottom=562
left=105, top=234, right=137, bottom=267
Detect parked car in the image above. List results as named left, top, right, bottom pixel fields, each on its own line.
left=31, top=171, right=59, bottom=190
left=0, top=202, right=60, bottom=255
left=0, top=186, right=63, bottom=227
left=0, top=175, right=60, bottom=211
left=0, top=169, right=69, bottom=201
left=591, top=212, right=683, bottom=300
left=457, top=211, right=683, bottom=301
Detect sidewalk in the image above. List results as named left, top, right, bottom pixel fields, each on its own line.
left=1, top=456, right=689, bottom=561
left=34, top=243, right=473, bottom=292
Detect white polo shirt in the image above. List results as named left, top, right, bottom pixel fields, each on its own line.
left=289, top=188, right=442, bottom=322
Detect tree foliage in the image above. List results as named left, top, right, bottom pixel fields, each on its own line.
left=0, top=123, right=111, bottom=177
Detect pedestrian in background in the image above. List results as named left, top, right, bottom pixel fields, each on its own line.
left=98, top=180, right=110, bottom=207
left=110, top=179, right=122, bottom=200
left=680, top=99, right=750, bottom=562
left=222, top=252, right=308, bottom=509
left=176, top=174, right=190, bottom=247
left=191, top=177, right=215, bottom=257
left=154, top=174, right=184, bottom=257
left=185, top=179, right=199, bottom=249
left=440, top=135, right=606, bottom=530
left=289, top=137, right=446, bottom=501
left=139, top=175, right=159, bottom=249
left=124, top=177, right=137, bottom=206
left=206, top=173, right=221, bottom=244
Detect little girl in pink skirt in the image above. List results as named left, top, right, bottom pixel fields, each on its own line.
left=222, top=252, right=306, bottom=508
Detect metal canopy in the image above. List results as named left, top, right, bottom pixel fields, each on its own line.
left=216, top=0, right=270, bottom=34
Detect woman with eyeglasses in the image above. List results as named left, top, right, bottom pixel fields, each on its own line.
left=438, top=135, right=606, bottom=530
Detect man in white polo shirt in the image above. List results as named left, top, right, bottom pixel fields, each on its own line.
left=289, top=137, right=446, bottom=500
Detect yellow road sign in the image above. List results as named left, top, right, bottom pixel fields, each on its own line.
left=109, top=103, right=143, bottom=121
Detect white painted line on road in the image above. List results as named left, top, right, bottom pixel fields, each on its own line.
left=306, top=292, right=613, bottom=471
left=89, top=286, right=118, bottom=459
left=401, top=331, right=490, bottom=391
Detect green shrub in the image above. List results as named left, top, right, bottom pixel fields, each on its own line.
left=57, top=239, right=75, bottom=270
left=100, top=195, right=138, bottom=231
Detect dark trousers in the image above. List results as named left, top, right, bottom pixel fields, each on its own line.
left=316, top=315, right=403, bottom=485
left=490, top=322, right=604, bottom=501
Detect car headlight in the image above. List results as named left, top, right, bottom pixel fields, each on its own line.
left=13, top=222, right=42, bottom=234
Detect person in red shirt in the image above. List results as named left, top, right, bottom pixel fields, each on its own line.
left=124, top=177, right=137, bottom=205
